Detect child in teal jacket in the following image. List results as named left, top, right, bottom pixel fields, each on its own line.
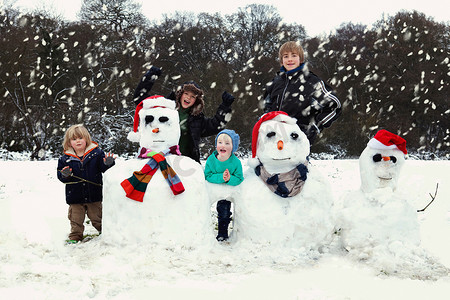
left=204, top=129, right=243, bottom=241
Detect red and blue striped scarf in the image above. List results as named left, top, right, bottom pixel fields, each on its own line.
left=121, top=145, right=185, bottom=202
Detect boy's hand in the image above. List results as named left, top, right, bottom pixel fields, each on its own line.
left=305, top=124, right=320, bottom=143
left=223, top=169, right=230, bottom=182
left=221, top=91, right=235, bottom=106
left=166, top=90, right=176, bottom=100
left=104, top=152, right=115, bottom=166
left=61, top=166, right=72, bottom=178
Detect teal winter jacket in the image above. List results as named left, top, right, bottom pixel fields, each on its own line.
left=204, top=151, right=244, bottom=186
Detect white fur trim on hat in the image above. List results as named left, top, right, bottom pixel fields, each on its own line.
left=142, top=96, right=176, bottom=110
left=127, top=131, right=141, bottom=143
left=247, top=157, right=261, bottom=169
left=271, top=114, right=297, bottom=124
left=367, top=139, right=399, bottom=151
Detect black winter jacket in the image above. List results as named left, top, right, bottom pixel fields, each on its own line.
left=57, top=143, right=114, bottom=205
left=185, top=102, right=232, bottom=162
left=264, top=65, right=341, bottom=143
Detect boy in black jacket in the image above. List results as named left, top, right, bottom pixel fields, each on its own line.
left=264, top=41, right=341, bottom=145
left=133, top=67, right=235, bottom=163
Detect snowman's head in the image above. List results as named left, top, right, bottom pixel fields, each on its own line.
left=359, top=130, right=407, bottom=193
left=251, top=111, right=309, bottom=174
left=128, top=95, right=180, bottom=152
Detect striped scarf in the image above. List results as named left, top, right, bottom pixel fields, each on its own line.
left=255, top=163, right=308, bottom=198
left=121, top=146, right=185, bottom=202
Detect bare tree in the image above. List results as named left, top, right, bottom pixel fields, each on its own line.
left=79, top=0, right=147, bottom=33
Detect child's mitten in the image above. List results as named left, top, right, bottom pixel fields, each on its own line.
left=61, top=167, right=72, bottom=178
left=104, top=156, right=115, bottom=166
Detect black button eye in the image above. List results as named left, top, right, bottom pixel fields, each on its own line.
left=145, top=115, right=154, bottom=124
left=390, top=156, right=397, bottom=163
left=267, top=132, right=276, bottom=138
left=291, top=132, right=299, bottom=140
left=373, top=154, right=382, bottom=162
left=159, top=116, right=169, bottom=123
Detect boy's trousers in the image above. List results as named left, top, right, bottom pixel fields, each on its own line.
left=68, top=202, right=102, bottom=241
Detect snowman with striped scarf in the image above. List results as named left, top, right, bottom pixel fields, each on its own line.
left=102, top=95, right=211, bottom=247
left=234, top=111, right=336, bottom=252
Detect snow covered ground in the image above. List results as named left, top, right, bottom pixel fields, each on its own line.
left=0, top=158, right=449, bottom=299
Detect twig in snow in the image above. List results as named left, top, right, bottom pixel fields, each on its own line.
left=417, top=183, right=439, bottom=212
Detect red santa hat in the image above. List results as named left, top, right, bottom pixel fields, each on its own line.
left=128, top=95, right=176, bottom=142
left=251, top=111, right=296, bottom=158
left=367, top=129, right=407, bottom=155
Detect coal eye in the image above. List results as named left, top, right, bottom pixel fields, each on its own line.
left=373, top=154, right=382, bottom=162
left=159, top=116, right=169, bottom=123
left=145, top=115, right=154, bottom=124
left=390, top=156, right=397, bottom=163
left=291, top=132, right=299, bottom=140
left=267, top=132, right=276, bottom=138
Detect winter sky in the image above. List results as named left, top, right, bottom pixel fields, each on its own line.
left=8, top=0, right=449, bottom=37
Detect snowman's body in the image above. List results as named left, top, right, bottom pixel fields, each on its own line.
left=102, top=96, right=212, bottom=246
left=235, top=113, right=336, bottom=250
left=338, top=187, right=421, bottom=254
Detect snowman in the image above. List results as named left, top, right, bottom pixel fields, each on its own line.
left=235, top=111, right=336, bottom=251
left=337, top=130, right=448, bottom=278
left=102, top=95, right=212, bottom=247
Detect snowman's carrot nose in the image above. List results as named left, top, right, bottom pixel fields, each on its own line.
left=152, top=128, right=159, bottom=133
left=382, top=156, right=390, bottom=161
left=277, top=140, right=284, bottom=150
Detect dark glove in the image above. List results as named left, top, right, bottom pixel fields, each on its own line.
left=61, top=167, right=72, bottom=178
left=104, top=156, right=115, bottom=166
left=133, top=66, right=162, bottom=105
left=144, top=66, right=162, bottom=79
left=221, top=91, right=235, bottom=106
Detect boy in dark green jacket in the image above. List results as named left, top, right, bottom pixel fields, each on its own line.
left=204, top=129, right=243, bottom=241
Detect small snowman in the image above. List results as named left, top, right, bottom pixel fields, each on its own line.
left=102, top=95, right=212, bottom=247
left=338, top=130, right=418, bottom=250
left=338, top=130, right=448, bottom=278
left=235, top=111, right=335, bottom=251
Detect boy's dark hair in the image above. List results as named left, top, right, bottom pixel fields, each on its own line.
left=175, top=82, right=205, bottom=116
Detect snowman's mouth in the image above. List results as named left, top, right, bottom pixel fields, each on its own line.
left=272, top=158, right=291, bottom=161
left=153, top=140, right=165, bottom=143
left=378, top=176, right=392, bottom=180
